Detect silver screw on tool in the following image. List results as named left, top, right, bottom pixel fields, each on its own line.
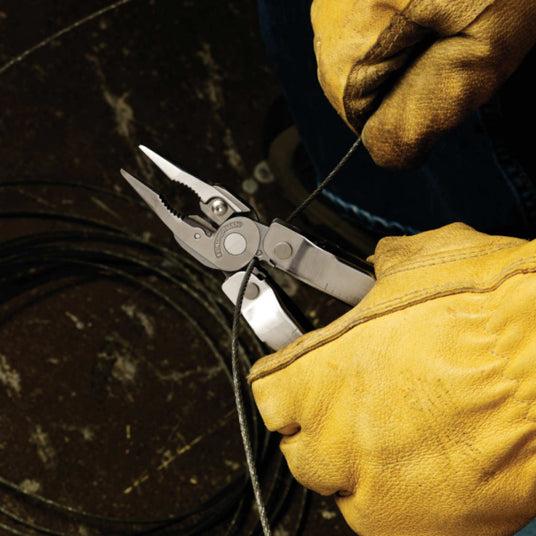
left=211, top=198, right=228, bottom=216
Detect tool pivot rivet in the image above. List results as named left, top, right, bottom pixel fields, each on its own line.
left=274, top=242, right=293, bottom=260
left=245, top=283, right=260, bottom=300
left=224, top=233, right=247, bottom=255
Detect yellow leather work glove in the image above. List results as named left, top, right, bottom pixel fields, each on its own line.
left=250, top=223, right=536, bottom=536
left=311, top=0, right=536, bottom=169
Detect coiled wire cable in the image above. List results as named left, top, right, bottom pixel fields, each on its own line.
left=0, top=178, right=308, bottom=535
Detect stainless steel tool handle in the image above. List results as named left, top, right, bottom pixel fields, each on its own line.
left=263, top=221, right=375, bottom=305
left=221, top=271, right=304, bottom=351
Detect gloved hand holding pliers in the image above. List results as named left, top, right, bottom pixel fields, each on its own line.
left=251, top=223, right=536, bottom=536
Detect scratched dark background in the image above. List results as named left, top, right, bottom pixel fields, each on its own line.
left=0, top=1, right=356, bottom=535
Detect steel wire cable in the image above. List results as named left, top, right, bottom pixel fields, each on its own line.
left=230, top=136, right=363, bottom=535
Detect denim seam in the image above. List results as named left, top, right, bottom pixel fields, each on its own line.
left=323, top=188, right=419, bottom=235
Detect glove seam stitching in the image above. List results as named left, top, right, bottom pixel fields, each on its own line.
left=342, top=0, right=429, bottom=122
left=249, top=258, right=536, bottom=382
left=342, top=0, right=498, bottom=127
left=343, top=12, right=413, bottom=126
left=377, top=242, right=523, bottom=279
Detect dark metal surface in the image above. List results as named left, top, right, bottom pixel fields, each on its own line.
left=0, top=2, right=354, bottom=534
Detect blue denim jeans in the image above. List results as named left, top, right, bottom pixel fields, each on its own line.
left=258, top=1, right=536, bottom=534
left=258, top=0, right=536, bottom=239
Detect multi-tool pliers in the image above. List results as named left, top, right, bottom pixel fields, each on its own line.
left=121, top=146, right=375, bottom=351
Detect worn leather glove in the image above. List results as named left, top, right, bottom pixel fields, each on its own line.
left=250, top=223, right=536, bottom=536
left=311, top=0, right=536, bottom=169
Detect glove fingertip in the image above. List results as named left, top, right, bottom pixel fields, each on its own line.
left=362, top=119, right=432, bottom=170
